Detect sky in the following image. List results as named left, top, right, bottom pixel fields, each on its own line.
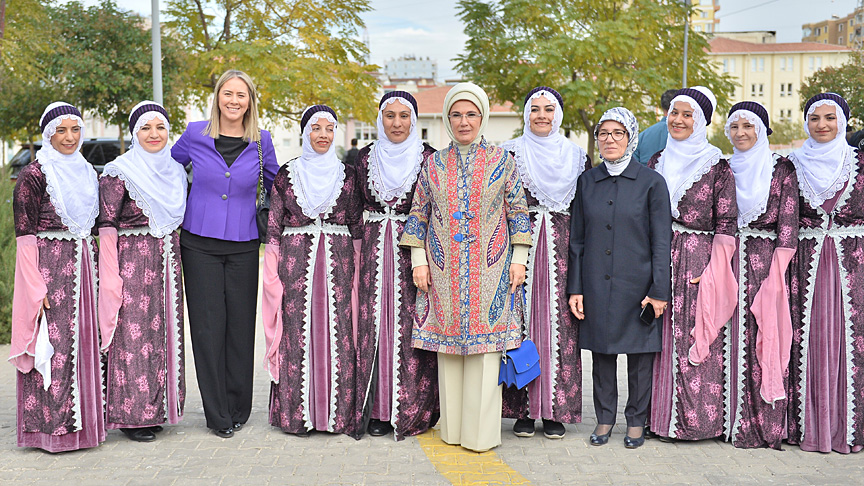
left=73, top=0, right=861, bottom=80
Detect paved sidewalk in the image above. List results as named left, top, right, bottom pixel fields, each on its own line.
left=2, top=312, right=863, bottom=484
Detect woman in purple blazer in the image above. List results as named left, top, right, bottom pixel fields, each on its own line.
left=171, top=70, right=279, bottom=438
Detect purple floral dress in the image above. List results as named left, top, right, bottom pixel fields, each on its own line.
left=266, top=160, right=364, bottom=438
left=502, top=190, right=582, bottom=425
left=12, top=162, right=105, bottom=452
left=355, top=143, right=439, bottom=440
left=649, top=154, right=738, bottom=440
left=97, top=175, right=185, bottom=429
left=729, top=157, right=798, bottom=449
left=788, top=150, right=864, bottom=453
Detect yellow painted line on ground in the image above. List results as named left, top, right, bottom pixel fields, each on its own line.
left=416, top=428, right=531, bottom=485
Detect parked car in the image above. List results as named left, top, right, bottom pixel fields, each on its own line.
left=8, top=138, right=130, bottom=180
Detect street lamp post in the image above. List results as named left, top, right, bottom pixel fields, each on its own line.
left=683, top=0, right=690, bottom=88
left=151, top=0, right=163, bottom=104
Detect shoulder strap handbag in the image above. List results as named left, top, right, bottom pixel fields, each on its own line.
left=255, top=136, right=271, bottom=244
left=498, top=286, right=540, bottom=389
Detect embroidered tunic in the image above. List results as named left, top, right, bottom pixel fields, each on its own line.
left=787, top=150, right=864, bottom=453
left=399, top=139, right=532, bottom=355
left=648, top=153, right=738, bottom=440
left=355, top=143, right=440, bottom=440
left=266, top=159, right=364, bottom=438
left=11, top=162, right=105, bottom=452
left=97, top=175, right=185, bottom=429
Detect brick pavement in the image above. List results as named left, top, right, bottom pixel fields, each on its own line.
left=2, top=310, right=863, bottom=484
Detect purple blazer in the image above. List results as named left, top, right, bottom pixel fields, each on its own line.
left=172, top=120, right=279, bottom=241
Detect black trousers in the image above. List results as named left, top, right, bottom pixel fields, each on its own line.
left=592, top=352, right=654, bottom=427
left=182, top=245, right=259, bottom=430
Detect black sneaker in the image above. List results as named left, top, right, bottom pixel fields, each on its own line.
left=542, top=419, right=566, bottom=439
left=513, top=418, right=535, bottom=437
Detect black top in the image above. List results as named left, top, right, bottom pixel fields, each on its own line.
left=214, top=135, right=250, bottom=168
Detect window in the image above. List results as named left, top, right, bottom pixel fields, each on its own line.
left=354, top=122, right=376, bottom=142
left=816, top=27, right=821, bottom=36
left=780, top=84, right=786, bottom=97
left=759, top=84, right=764, bottom=97
left=706, top=24, right=713, bottom=33
left=779, top=57, right=786, bottom=71
left=840, top=36, right=845, bottom=44
left=839, top=23, right=844, bottom=32
left=788, top=57, right=794, bottom=70
left=723, top=58, right=736, bottom=73
left=787, top=83, right=793, bottom=95
left=282, top=138, right=292, bottom=147
left=701, top=11, right=708, bottom=18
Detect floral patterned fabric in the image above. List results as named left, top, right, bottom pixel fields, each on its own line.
left=399, top=139, right=532, bottom=355
left=730, top=158, right=799, bottom=449
left=355, top=144, right=440, bottom=440
left=266, top=160, right=364, bottom=438
left=648, top=153, right=738, bottom=440
left=97, top=175, right=185, bottom=428
left=12, top=162, right=105, bottom=452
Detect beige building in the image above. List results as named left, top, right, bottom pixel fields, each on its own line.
left=691, top=0, right=720, bottom=34
left=802, top=6, right=864, bottom=48
left=706, top=37, right=852, bottom=125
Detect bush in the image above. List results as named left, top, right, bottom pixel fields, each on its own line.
left=0, top=167, right=15, bottom=343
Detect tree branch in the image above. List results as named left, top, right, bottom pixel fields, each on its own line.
left=192, top=0, right=211, bottom=50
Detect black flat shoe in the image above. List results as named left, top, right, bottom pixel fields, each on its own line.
left=542, top=419, right=566, bottom=439
left=149, top=425, right=164, bottom=434
left=513, top=418, right=535, bottom=437
left=213, top=427, right=234, bottom=439
left=368, top=419, right=393, bottom=437
left=121, top=427, right=156, bottom=442
left=428, top=412, right=440, bottom=428
left=287, top=429, right=310, bottom=437
left=232, top=422, right=244, bottom=431
left=590, top=425, right=614, bottom=446
left=625, top=430, right=646, bottom=449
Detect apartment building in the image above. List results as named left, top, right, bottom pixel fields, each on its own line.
left=802, top=5, right=864, bottom=48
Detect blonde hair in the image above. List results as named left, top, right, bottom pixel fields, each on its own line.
left=204, top=69, right=261, bottom=142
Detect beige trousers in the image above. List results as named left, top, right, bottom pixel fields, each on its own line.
left=437, top=351, right=503, bottom=452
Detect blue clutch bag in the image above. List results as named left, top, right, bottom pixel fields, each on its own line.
left=498, top=289, right=541, bottom=389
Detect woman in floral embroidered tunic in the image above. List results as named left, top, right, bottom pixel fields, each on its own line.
left=354, top=91, right=439, bottom=440
left=649, top=87, right=739, bottom=441
left=97, top=102, right=188, bottom=443
left=10, top=102, right=105, bottom=452
left=499, top=86, right=589, bottom=440
left=261, top=105, right=364, bottom=438
left=399, top=83, right=532, bottom=452
left=787, top=93, right=864, bottom=453
left=723, top=102, right=799, bottom=450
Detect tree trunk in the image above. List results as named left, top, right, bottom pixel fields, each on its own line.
left=119, top=125, right=126, bottom=153
left=0, top=0, right=6, bottom=43
left=28, top=138, right=35, bottom=163
left=578, top=108, right=596, bottom=163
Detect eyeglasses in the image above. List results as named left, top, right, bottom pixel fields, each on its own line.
left=448, top=112, right=481, bottom=121
left=597, top=129, right=627, bottom=141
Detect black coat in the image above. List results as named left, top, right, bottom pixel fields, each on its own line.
left=566, top=161, right=672, bottom=354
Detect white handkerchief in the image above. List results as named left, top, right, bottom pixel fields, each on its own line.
left=34, top=311, right=54, bottom=390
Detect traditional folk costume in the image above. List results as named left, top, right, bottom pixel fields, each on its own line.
left=262, top=105, right=365, bottom=438
left=10, top=102, right=105, bottom=452
left=787, top=93, right=864, bottom=453
left=722, top=102, right=799, bottom=449
left=97, top=102, right=187, bottom=437
left=354, top=92, right=439, bottom=440
left=500, top=87, right=588, bottom=436
left=399, top=83, right=532, bottom=452
left=649, top=87, right=739, bottom=441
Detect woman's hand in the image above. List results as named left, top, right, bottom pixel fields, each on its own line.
left=690, top=275, right=702, bottom=284
left=569, top=294, right=584, bottom=320
left=38, top=297, right=50, bottom=320
left=641, top=296, right=667, bottom=318
left=413, top=265, right=432, bottom=293
left=509, top=263, right=526, bottom=293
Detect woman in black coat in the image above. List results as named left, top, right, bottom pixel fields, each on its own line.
left=567, top=107, right=672, bottom=449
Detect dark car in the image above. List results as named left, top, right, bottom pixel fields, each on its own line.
left=8, top=138, right=131, bottom=180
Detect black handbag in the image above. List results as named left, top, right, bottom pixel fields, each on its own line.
left=255, top=138, right=270, bottom=244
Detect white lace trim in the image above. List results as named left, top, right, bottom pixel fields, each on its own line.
left=506, top=142, right=581, bottom=213
left=668, top=251, right=682, bottom=438
left=658, top=153, right=723, bottom=219
left=731, top=236, right=748, bottom=442
left=39, top=163, right=99, bottom=239
left=300, top=232, right=318, bottom=431
left=323, top=233, right=339, bottom=432
left=795, top=235, right=823, bottom=439
left=722, top=294, right=732, bottom=439
left=834, top=239, right=858, bottom=447
left=789, top=146, right=855, bottom=209
left=738, top=155, right=783, bottom=228
left=166, top=235, right=184, bottom=419
left=388, top=219, right=406, bottom=440
left=70, top=239, right=84, bottom=431
left=288, top=157, right=345, bottom=220
left=103, top=168, right=183, bottom=238
left=367, top=140, right=424, bottom=203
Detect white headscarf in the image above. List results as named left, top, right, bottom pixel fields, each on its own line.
left=293, top=108, right=345, bottom=219
left=789, top=99, right=853, bottom=207
left=443, top=82, right=489, bottom=146
left=725, top=108, right=774, bottom=227
left=656, top=86, right=723, bottom=217
left=103, top=101, right=187, bottom=237
left=595, top=106, right=639, bottom=177
left=499, top=90, right=587, bottom=211
left=35, top=102, right=99, bottom=238
left=368, top=97, right=423, bottom=202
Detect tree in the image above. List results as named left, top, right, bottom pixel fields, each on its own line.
left=165, top=0, right=379, bottom=126
left=800, top=50, right=864, bottom=129
left=455, top=0, right=736, bottom=156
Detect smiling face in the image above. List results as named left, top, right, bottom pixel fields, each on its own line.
left=136, top=117, right=169, bottom=153
left=382, top=100, right=412, bottom=143
left=808, top=103, right=839, bottom=143
left=309, top=117, right=335, bottom=154
left=528, top=96, right=556, bottom=137
left=729, top=117, right=758, bottom=152
left=50, top=118, right=82, bottom=155
left=218, top=77, right=250, bottom=127
left=668, top=101, right=696, bottom=141
left=597, top=120, right=629, bottom=161
left=448, top=100, right=482, bottom=145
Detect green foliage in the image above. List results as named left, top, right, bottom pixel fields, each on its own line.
left=0, top=167, right=15, bottom=343
left=800, top=50, right=864, bottom=128
left=770, top=120, right=806, bottom=146
left=455, top=0, right=737, bottom=155
left=708, top=128, right=733, bottom=156
left=165, top=0, right=380, bottom=125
